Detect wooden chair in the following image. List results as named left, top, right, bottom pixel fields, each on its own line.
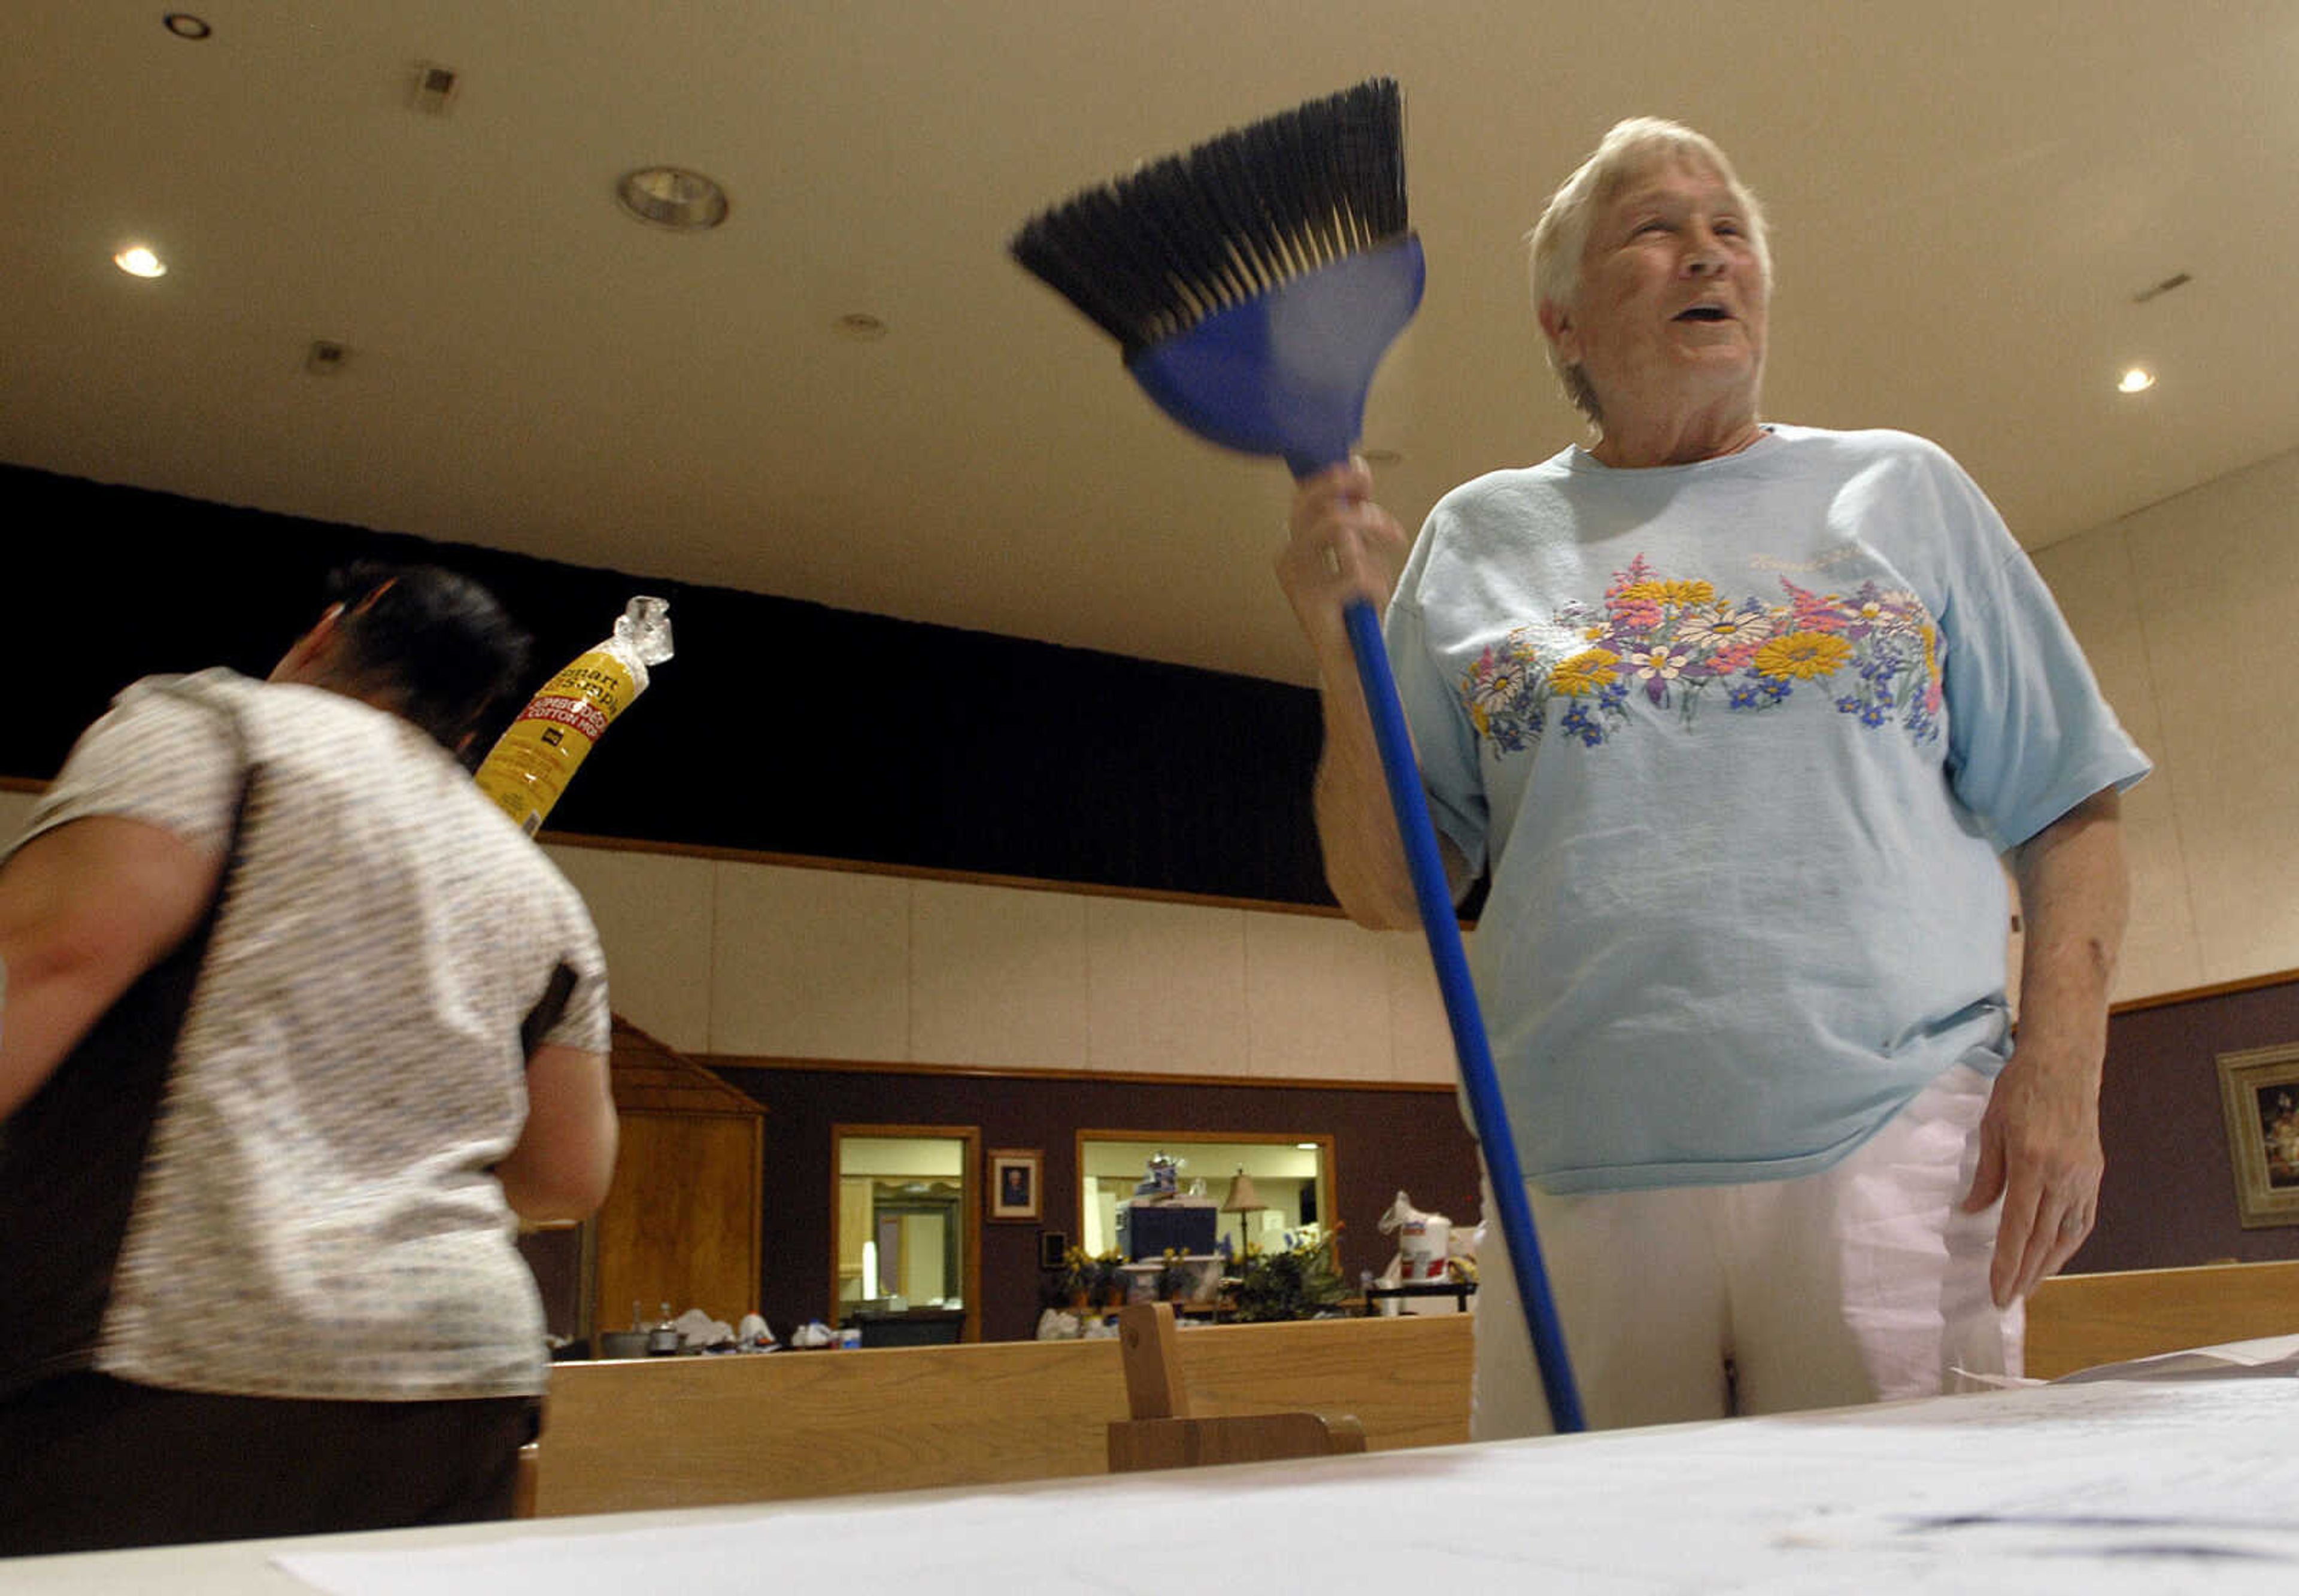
left=1105, top=1303, right=1368, bottom=1473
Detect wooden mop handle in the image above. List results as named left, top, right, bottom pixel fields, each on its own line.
left=1341, top=596, right=1586, bottom=1434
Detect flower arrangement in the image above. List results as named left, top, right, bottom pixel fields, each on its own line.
left=1230, top=1224, right=1349, bottom=1322
left=1093, top=1249, right=1128, bottom=1306
left=1046, top=1246, right=1091, bottom=1309
left=1046, top=1246, right=1133, bottom=1309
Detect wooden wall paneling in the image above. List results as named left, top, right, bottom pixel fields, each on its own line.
left=589, top=1019, right=767, bottom=1335
left=593, top=1111, right=766, bottom=1333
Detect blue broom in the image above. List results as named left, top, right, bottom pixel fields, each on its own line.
left=1011, top=78, right=1585, bottom=1433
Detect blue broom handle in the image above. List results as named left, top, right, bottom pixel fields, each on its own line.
left=1342, top=596, right=1586, bottom=1434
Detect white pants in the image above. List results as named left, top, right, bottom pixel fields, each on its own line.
left=1472, top=1064, right=2022, bottom=1440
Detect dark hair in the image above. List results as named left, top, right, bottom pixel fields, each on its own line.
left=319, top=562, right=533, bottom=757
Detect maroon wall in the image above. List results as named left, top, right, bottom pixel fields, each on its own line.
left=708, top=1064, right=1479, bottom=1343
left=2073, top=978, right=2299, bottom=1273
left=686, top=969, right=2299, bottom=1342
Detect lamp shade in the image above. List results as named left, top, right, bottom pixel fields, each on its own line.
left=1221, top=1169, right=1265, bottom=1214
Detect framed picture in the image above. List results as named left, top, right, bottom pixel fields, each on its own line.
left=2216, top=1044, right=2299, bottom=1228
left=988, top=1149, right=1042, bottom=1222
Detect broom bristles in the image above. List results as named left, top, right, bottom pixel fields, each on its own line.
left=1011, top=78, right=1408, bottom=358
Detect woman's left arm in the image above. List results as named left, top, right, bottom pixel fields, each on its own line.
left=1963, top=787, right=2129, bottom=1307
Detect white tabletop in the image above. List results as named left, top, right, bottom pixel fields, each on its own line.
left=13, top=1337, right=2299, bottom=1595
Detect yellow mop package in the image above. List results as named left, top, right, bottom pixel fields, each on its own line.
left=474, top=596, right=674, bottom=836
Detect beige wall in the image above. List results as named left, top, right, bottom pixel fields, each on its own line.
left=0, top=777, right=1453, bottom=1084
left=539, top=843, right=1459, bottom=1084
left=2031, top=441, right=2299, bottom=1002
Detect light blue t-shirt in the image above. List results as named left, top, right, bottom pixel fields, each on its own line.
left=1387, top=424, right=2151, bottom=1194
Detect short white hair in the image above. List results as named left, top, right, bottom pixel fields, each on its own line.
left=1525, top=118, right=1771, bottom=424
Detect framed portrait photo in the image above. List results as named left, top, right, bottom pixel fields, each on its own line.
left=2216, top=1043, right=2299, bottom=1228
left=988, top=1149, right=1042, bottom=1222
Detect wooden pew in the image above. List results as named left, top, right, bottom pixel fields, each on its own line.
left=2024, top=1259, right=2299, bottom=1379
left=530, top=1262, right=2298, bottom=1516
left=530, top=1313, right=1471, bottom=1518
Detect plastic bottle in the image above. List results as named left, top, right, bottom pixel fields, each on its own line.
left=474, top=596, right=674, bottom=836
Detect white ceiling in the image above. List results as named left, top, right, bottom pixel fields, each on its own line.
left=4, top=4, right=2295, bottom=687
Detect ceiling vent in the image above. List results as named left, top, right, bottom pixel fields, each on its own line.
left=411, top=63, right=460, bottom=115
left=2132, top=272, right=2191, bottom=305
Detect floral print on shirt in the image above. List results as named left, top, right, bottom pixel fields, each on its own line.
left=1460, top=554, right=1943, bottom=752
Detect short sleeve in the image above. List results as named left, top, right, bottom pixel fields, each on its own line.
left=1384, top=594, right=1490, bottom=876
left=544, top=949, right=611, bottom=1054
left=540, top=882, right=612, bottom=1055
left=1930, top=459, right=2152, bottom=848
left=15, top=676, right=244, bottom=860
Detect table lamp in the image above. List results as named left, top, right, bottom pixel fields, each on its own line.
left=1221, top=1169, right=1267, bottom=1259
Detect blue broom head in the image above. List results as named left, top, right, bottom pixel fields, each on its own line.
left=1125, top=233, right=1423, bottom=480
left=1011, top=78, right=1417, bottom=481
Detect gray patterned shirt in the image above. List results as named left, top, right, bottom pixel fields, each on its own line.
left=17, top=670, right=609, bottom=1400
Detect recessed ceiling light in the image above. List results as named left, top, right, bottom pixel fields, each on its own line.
left=2117, top=367, right=2156, bottom=395
left=114, top=245, right=167, bottom=279
left=616, top=167, right=729, bottom=231
left=163, top=13, right=212, bottom=40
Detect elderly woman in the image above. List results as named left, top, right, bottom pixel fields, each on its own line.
left=1276, top=119, right=2148, bottom=1436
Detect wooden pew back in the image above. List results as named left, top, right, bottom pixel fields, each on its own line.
left=2025, top=1259, right=2299, bottom=1379
left=532, top=1263, right=2299, bottom=1516
left=532, top=1313, right=1472, bottom=1517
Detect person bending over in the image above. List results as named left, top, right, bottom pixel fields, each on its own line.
left=0, top=564, right=618, bottom=1553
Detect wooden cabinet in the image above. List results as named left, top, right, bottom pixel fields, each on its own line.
left=587, top=1019, right=766, bottom=1337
